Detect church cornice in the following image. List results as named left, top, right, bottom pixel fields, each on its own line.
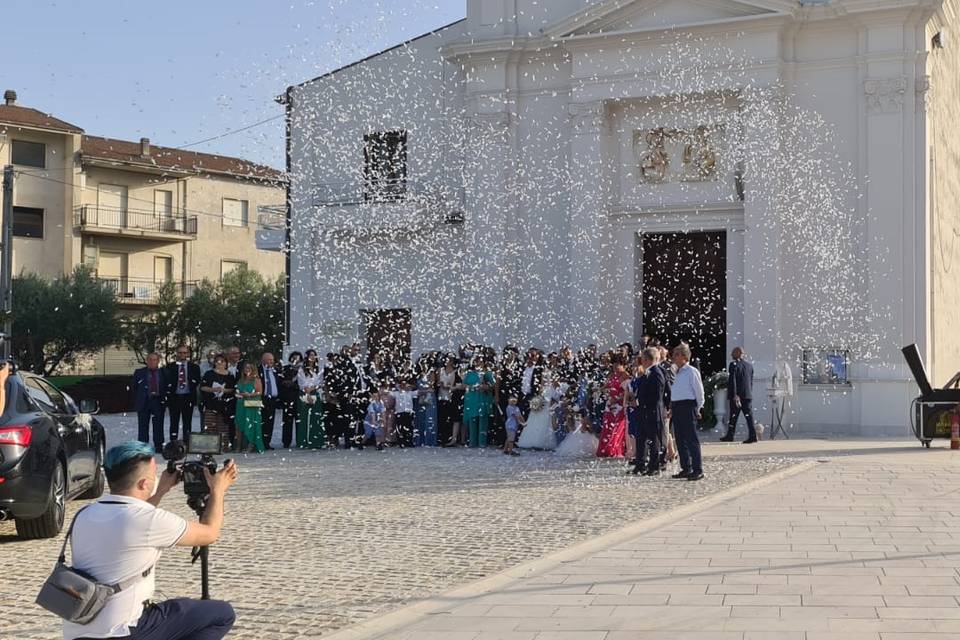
left=440, top=36, right=557, bottom=61
left=540, top=0, right=798, bottom=41
left=559, top=13, right=790, bottom=50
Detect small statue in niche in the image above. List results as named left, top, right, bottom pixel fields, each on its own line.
left=636, top=128, right=669, bottom=183
left=682, top=125, right=718, bottom=180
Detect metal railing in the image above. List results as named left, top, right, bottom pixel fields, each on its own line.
left=256, top=205, right=287, bottom=230
left=97, top=278, right=198, bottom=304
left=312, top=180, right=466, bottom=210
left=75, top=205, right=198, bottom=236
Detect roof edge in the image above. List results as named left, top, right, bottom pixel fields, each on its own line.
left=287, top=17, right=466, bottom=91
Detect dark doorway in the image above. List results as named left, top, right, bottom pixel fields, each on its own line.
left=362, top=309, right=412, bottom=364
left=641, top=231, right=727, bottom=376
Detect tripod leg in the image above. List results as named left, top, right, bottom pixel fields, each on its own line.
left=200, top=546, right=210, bottom=600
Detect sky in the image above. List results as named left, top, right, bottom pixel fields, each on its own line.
left=2, top=0, right=465, bottom=168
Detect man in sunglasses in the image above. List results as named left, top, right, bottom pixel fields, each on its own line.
left=63, top=441, right=238, bottom=640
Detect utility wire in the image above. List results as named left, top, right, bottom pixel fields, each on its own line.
left=14, top=170, right=285, bottom=231
left=178, top=115, right=285, bottom=149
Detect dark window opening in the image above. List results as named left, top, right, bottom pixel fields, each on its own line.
left=12, top=206, right=44, bottom=238
left=363, top=130, right=407, bottom=202
left=11, top=139, right=46, bottom=168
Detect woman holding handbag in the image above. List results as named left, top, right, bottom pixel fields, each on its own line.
left=234, top=362, right=265, bottom=453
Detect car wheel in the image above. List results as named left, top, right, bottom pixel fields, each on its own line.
left=78, top=440, right=106, bottom=500
left=16, top=461, right=66, bottom=540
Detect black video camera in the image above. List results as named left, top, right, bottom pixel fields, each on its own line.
left=162, top=434, right=229, bottom=509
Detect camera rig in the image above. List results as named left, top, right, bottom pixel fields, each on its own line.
left=162, top=433, right=230, bottom=599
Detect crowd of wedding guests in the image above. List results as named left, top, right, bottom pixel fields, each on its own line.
left=133, top=336, right=750, bottom=481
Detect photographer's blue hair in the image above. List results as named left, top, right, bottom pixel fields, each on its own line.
left=105, top=441, right=155, bottom=471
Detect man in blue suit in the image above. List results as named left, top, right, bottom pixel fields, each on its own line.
left=721, top=347, right=757, bottom=443
left=133, top=352, right=167, bottom=450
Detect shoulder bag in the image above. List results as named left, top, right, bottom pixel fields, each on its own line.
left=36, top=501, right=153, bottom=625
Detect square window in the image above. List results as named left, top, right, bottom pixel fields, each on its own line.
left=220, top=260, right=246, bottom=280
left=801, top=348, right=850, bottom=385
left=11, top=140, right=45, bottom=168
left=222, top=198, right=248, bottom=227
left=363, top=130, right=407, bottom=202
left=12, top=206, right=43, bottom=238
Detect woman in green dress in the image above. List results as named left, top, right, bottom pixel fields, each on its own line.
left=234, top=362, right=266, bottom=454
left=296, top=349, right=326, bottom=449
left=462, top=356, right=496, bottom=448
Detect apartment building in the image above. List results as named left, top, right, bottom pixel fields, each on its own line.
left=0, top=89, right=286, bottom=372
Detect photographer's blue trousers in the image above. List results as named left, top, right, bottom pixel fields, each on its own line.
left=126, top=598, right=234, bottom=640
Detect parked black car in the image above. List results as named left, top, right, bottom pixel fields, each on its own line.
left=0, top=370, right=106, bottom=539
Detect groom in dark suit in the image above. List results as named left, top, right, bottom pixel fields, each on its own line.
left=164, top=345, right=202, bottom=442
left=721, top=347, right=757, bottom=443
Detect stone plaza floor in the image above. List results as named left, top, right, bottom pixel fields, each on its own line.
left=326, top=440, right=960, bottom=640
left=0, top=414, right=795, bottom=639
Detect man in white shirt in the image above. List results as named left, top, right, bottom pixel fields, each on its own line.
left=63, top=441, right=238, bottom=640
left=670, top=343, right=705, bottom=481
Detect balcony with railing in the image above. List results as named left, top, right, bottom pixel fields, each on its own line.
left=305, top=180, right=466, bottom=234
left=98, top=278, right=198, bottom=306
left=75, top=205, right=198, bottom=241
left=255, top=205, right=287, bottom=252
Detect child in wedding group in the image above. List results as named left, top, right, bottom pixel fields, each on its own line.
left=393, top=380, right=417, bottom=448
left=365, top=390, right=387, bottom=451
left=504, top=396, right=524, bottom=456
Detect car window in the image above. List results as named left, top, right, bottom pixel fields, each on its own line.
left=24, top=378, right=57, bottom=412
left=35, top=379, right=71, bottom=415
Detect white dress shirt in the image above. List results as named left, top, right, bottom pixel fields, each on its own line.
left=672, top=363, right=705, bottom=409
left=521, top=366, right=535, bottom=396
left=393, top=389, right=417, bottom=414
left=262, top=366, right=279, bottom=398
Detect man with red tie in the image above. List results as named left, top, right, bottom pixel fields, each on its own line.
left=133, top=353, right=168, bottom=450
left=164, top=345, right=202, bottom=442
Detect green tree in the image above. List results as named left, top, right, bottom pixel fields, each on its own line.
left=215, top=267, right=285, bottom=360
left=12, top=267, right=121, bottom=374
left=120, top=281, right=182, bottom=364
left=178, top=268, right=285, bottom=360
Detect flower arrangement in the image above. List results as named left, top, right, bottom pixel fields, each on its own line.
left=706, top=371, right=729, bottom=390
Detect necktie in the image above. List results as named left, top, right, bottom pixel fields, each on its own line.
left=149, top=370, right=157, bottom=395
left=179, top=363, right=186, bottom=390
left=265, top=370, right=273, bottom=397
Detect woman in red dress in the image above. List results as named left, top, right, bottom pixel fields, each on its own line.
left=597, top=355, right=630, bottom=458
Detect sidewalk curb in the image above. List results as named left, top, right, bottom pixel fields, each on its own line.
left=320, top=459, right=820, bottom=640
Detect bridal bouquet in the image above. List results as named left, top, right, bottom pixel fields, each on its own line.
left=301, top=393, right=317, bottom=405
left=529, top=396, right=545, bottom=411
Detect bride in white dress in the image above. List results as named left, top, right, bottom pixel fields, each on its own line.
left=517, top=389, right=557, bottom=450
left=555, top=413, right=601, bottom=458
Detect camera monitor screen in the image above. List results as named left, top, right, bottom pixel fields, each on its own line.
left=187, top=433, right=222, bottom=455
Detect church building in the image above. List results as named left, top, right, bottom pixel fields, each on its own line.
left=280, top=0, right=960, bottom=435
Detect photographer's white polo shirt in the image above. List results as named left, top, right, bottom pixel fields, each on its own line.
left=62, top=495, right=187, bottom=639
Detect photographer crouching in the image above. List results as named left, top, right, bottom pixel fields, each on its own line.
left=61, top=441, right=239, bottom=640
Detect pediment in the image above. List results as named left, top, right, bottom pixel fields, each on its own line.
left=544, top=0, right=792, bottom=40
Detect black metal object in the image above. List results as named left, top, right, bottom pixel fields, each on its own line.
left=901, top=344, right=960, bottom=447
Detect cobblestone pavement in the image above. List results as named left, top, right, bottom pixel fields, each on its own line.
left=0, top=415, right=796, bottom=639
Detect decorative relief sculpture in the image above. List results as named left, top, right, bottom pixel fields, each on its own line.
left=634, top=125, right=721, bottom=184
left=864, top=77, right=908, bottom=114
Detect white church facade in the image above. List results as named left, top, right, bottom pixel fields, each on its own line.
left=279, top=0, right=960, bottom=436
